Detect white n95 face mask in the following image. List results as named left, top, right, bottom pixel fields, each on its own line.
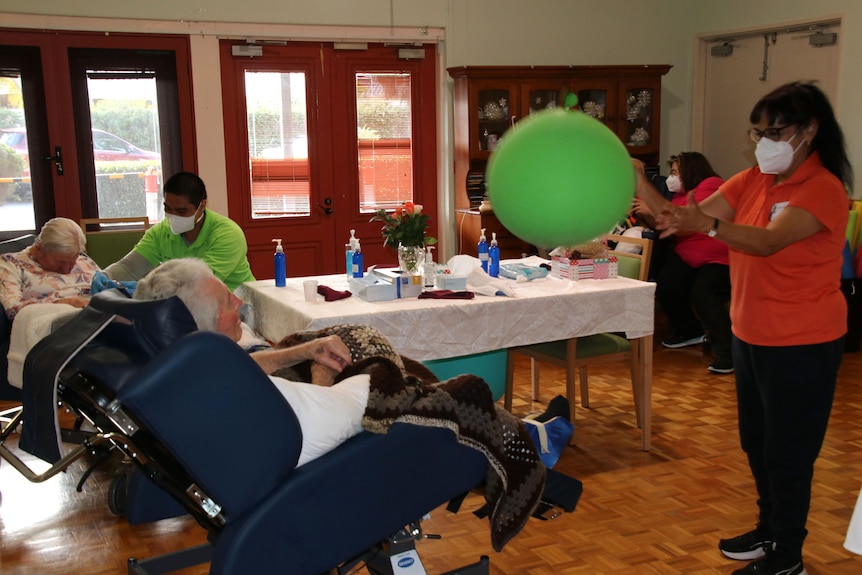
left=755, top=131, right=802, bottom=174
left=665, top=174, right=682, bottom=193
left=166, top=206, right=203, bottom=235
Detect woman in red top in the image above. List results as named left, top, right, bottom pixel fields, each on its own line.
left=635, top=152, right=732, bottom=373
left=637, top=82, right=851, bottom=575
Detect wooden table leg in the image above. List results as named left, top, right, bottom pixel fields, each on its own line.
left=638, top=334, right=653, bottom=451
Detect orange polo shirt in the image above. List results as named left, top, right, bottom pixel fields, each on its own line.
left=720, top=152, right=848, bottom=346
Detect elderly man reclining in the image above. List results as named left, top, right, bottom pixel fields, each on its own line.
left=133, top=258, right=546, bottom=551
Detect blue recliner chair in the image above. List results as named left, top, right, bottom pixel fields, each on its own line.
left=1, top=291, right=494, bottom=575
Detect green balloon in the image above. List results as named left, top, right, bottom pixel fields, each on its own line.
left=486, top=109, right=635, bottom=248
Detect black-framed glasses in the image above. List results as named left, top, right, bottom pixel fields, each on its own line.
left=748, top=124, right=795, bottom=143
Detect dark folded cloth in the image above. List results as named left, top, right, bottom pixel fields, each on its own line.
left=317, top=285, right=351, bottom=302
left=417, top=290, right=474, bottom=300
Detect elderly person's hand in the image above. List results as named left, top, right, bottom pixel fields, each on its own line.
left=54, top=295, right=91, bottom=309
left=303, top=334, right=353, bottom=373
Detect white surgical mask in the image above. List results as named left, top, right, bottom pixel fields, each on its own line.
left=166, top=205, right=203, bottom=235
left=665, top=174, right=682, bottom=193
left=755, top=131, right=803, bottom=174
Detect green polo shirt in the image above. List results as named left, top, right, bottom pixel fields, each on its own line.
left=133, top=209, right=255, bottom=290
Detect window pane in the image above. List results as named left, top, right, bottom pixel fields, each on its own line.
left=246, top=71, right=309, bottom=219
left=0, top=74, right=35, bottom=232
left=87, top=72, right=163, bottom=222
left=356, top=72, right=413, bottom=213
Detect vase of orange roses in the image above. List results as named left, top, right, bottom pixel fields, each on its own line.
left=370, top=202, right=437, bottom=275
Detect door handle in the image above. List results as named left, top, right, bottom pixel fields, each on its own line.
left=41, top=146, right=64, bottom=176
left=318, top=197, right=333, bottom=215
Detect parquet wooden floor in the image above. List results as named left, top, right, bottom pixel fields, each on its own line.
left=2, top=333, right=861, bottom=574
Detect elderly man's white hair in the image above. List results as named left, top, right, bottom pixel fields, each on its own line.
left=36, top=217, right=86, bottom=255
left=133, top=258, right=220, bottom=332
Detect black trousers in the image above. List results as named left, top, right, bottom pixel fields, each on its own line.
left=656, top=249, right=732, bottom=361
left=733, top=335, right=844, bottom=557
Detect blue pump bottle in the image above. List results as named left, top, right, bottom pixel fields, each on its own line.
left=488, top=232, right=500, bottom=278
left=351, top=238, right=364, bottom=278
left=478, top=227, right=489, bottom=273
left=272, top=239, right=286, bottom=287
left=346, top=229, right=357, bottom=279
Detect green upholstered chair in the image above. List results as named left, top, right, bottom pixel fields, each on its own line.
left=81, top=217, right=149, bottom=269
left=504, top=234, right=653, bottom=443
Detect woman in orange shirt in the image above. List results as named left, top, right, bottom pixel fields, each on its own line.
left=636, top=82, right=851, bottom=575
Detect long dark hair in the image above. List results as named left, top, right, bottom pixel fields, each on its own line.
left=749, top=81, right=853, bottom=193
left=668, top=151, right=721, bottom=191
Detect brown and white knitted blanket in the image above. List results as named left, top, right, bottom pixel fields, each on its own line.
left=277, top=325, right=546, bottom=552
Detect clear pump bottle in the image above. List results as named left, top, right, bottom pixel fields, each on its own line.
left=423, top=246, right=436, bottom=288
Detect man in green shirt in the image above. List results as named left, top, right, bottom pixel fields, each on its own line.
left=103, top=172, right=255, bottom=290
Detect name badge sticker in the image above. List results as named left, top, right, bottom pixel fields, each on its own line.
left=769, top=201, right=789, bottom=221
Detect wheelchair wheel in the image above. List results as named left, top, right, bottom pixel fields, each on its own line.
left=107, top=470, right=128, bottom=517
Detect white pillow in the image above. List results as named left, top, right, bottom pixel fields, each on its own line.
left=614, top=227, right=645, bottom=254
left=268, top=373, right=370, bottom=467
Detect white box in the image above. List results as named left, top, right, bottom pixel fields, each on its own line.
left=434, top=275, right=468, bottom=291
left=372, top=268, right=423, bottom=298
left=348, top=277, right=395, bottom=301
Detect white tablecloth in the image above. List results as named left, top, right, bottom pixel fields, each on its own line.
left=237, top=266, right=655, bottom=362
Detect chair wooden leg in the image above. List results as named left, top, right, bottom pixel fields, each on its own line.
left=565, top=362, right=577, bottom=446
left=530, top=359, right=540, bottom=402
left=504, top=350, right=515, bottom=411
left=579, top=367, right=590, bottom=408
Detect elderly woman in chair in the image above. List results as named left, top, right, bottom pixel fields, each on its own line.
left=0, top=217, right=100, bottom=320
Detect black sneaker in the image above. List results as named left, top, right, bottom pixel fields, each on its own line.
left=719, top=528, right=774, bottom=560
left=661, top=333, right=706, bottom=349
left=731, top=551, right=807, bottom=575
left=708, top=358, right=735, bottom=374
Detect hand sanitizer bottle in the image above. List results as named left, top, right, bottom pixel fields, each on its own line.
left=346, top=229, right=357, bottom=279
left=423, top=246, right=436, bottom=289
left=489, top=232, right=500, bottom=278
left=351, top=238, right=364, bottom=278
left=478, top=227, right=489, bottom=273
left=272, top=239, right=286, bottom=287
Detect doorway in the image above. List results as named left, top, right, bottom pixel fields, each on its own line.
left=220, top=41, right=438, bottom=278
left=0, top=29, right=195, bottom=238
left=694, top=20, right=841, bottom=181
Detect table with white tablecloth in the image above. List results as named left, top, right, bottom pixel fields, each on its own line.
left=237, top=267, right=656, bottom=449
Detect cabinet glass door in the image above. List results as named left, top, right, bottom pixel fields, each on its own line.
left=576, top=88, right=609, bottom=122
left=622, top=85, right=656, bottom=148
left=475, top=84, right=514, bottom=153
left=526, top=87, right=562, bottom=115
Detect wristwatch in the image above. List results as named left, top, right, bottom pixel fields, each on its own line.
left=707, top=218, right=720, bottom=238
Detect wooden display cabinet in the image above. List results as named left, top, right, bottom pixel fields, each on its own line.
left=448, top=65, right=671, bottom=252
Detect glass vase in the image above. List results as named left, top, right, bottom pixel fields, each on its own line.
left=397, top=243, right=425, bottom=276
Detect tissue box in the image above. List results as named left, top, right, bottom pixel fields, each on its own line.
left=434, top=275, right=468, bottom=290
left=551, top=256, right=618, bottom=280
left=349, top=277, right=395, bottom=301
left=371, top=268, right=423, bottom=299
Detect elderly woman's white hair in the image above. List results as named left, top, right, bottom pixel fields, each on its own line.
left=35, top=217, right=86, bottom=255
left=133, top=258, right=220, bottom=332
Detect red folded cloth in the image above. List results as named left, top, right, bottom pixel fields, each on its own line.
left=417, top=290, right=475, bottom=300
left=317, top=285, right=352, bottom=302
